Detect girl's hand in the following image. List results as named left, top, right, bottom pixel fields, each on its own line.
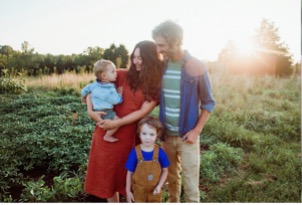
left=126, top=191, right=135, bottom=203
left=153, top=185, right=161, bottom=195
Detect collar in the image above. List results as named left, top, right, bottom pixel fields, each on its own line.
left=96, top=79, right=112, bottom=86
left=164, top=50, right=191, bottom=67
left=182, top=50, right=191, bottom=63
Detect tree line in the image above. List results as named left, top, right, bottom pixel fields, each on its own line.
left=0, top=19, right=299, bottom=77
left=0, top=42, right=129, bottom=77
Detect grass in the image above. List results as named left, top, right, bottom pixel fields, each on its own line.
left=203, top=71, right=301, bottom=202
left=2, top=71, right=301, bottom=202
left=25, top=72, right=94, bottom=93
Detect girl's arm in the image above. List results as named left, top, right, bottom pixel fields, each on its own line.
left=126, top=171, right=135, bottom=202
left=86, top=94, right=106, bottom=123
left=98, top=100, right=157, bottom=130
left=153, top=167, right=168, bottom=195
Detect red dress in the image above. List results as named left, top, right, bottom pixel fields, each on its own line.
left=84, top=69, right=146, bottom=198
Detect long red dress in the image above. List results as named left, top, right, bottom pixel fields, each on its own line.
left=84, top=69, right=146, bottom=198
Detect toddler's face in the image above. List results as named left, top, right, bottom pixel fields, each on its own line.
left=139, top=124, right=157, bottom=147
left=103, top=64, right=117, bottom=82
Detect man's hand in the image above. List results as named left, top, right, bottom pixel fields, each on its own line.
left=182, top=128, right=201, bottom=144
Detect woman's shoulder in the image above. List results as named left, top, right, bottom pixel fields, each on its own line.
left=116, top=69, right=128, bottom=85
left=117, top=69, right=128, bottom=76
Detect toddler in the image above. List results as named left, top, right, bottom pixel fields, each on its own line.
left=81, top=59, right=122, bottom=142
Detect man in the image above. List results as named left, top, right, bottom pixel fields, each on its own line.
left=152, top=20, right=215, bottom=202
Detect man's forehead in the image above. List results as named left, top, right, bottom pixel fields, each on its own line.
left=154, top=36, right=167, bottom=45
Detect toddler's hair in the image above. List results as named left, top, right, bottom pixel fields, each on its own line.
left=137, top=116, right=163, bottom=138
left=93, top=59, right=114, bottom=78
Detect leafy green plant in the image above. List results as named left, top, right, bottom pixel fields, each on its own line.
left=20, top=176, right=54, bottom=202
left=0, top=193, right=14, bottom=202
left=0, top=69, right=27, bottom=94
left=20, top=173, right=85, bottom=202
left=0, top=92, right=92, bottom=196
left=51, top=173, right=85, bottom=202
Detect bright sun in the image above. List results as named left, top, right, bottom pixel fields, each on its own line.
left=235, top=39, right=256, bottom=56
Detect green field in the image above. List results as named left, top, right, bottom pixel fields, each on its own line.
left=0, top=72, right=301, bottom=202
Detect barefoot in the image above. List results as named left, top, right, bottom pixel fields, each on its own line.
left=103, top=135, right=119, bottom=142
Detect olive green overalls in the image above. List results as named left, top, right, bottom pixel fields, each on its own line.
left=132, top=144, right=162, bottom=202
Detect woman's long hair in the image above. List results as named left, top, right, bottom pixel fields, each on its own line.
left=127, top=40, right=164, bottom=101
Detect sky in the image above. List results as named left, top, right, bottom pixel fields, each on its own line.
left=0, top=0, right=300, bottom=62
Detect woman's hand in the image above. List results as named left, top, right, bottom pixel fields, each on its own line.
left=97, top=119, right=120, bottom=130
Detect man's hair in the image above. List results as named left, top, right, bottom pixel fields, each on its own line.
left=137, top=116, right=163, bottom=138
left=93, top=59, right=114, bottom=78
left=152, top=20, right=183, bottom=47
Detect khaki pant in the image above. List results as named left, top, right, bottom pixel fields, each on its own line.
left=132, top=145, right=162, bottom=202
left=163, top=136, right=200, bottom=202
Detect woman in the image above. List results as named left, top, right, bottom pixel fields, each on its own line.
left=84, top=40, right=163, bottom=202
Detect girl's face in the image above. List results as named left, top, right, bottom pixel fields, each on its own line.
left=139, top=124, right=157, bottom=147
left=132, top=48, right=143, bottom=71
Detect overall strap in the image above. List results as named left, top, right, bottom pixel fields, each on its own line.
left=135, top=145, right=144, bottom=162
left=152, top=145, right=159, bottom=160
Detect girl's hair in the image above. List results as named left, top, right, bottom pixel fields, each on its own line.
left=152, top=20, right=183, bottom=47
left=93, top=59, right=114, bottom=78
left=137, top=116, right=163, bottom=138
left=127, top=40, right=164, bottom=101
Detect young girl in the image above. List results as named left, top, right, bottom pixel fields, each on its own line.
left=125, top=116, right=170, bottom=202
left=81, top=59, right=123, bottom=142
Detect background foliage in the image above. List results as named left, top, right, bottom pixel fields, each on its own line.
left=0, top=43, right=129, bottom=77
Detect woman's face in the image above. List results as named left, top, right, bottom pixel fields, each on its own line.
left=132, top=48, right=143, bottom=71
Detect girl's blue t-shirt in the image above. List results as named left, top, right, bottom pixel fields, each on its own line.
left=125, top=146, right=170, bottom=172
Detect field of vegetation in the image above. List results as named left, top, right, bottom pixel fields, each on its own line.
left=0, top=70, right=300, bottom=202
